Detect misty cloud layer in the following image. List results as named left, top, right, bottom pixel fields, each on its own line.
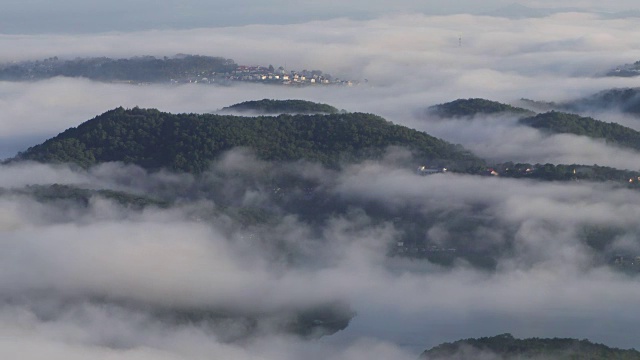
left=3, top=8, right=640, bottom=360
left=3, top=150, right=640, bottom=358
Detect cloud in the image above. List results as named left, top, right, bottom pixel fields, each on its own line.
left=3, top=153, right=640, bottom=357
left=3, top=10, right=640, bottom=360
left=403, top=114, right=640, bottom=170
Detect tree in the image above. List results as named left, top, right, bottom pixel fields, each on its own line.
left=13, top=107, right=485, bottom=174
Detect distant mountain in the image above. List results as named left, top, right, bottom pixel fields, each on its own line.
left=217, top=99, right=340, bottom=115
left=11, top=107, right=483, bottom=173
left=422, top=333, right=640, bottom=360
left=607, top=65, right=640, bottom=78
left=517, top=98, right=559, bottom=112
left=562, top=88, right=640, bottom=115
left=519, top=111, right=640, bottom=151
left=427, top=98, right=640, bottom=152
left=427, top=98, right=535, bottom=118
left=0, top=55, right=237, bottom=83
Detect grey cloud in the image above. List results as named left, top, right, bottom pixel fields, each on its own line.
left=3, top=157, right=640, bottom=357
left=405, top=114, right=640, bottom=170
left=3, top=10, right=640, bottom=360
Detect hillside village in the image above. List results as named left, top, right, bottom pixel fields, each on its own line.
left=0, top=55, right=359, bottom=86
left=175, top=65, right=357, bottom=86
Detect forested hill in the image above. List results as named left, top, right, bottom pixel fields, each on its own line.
left=0, top=55, right=237, bottom=83
left=427, top=98, right=640, bottom=152
left=520, top=111, right=640, bottom=151
left=12, top=107, right=483, bottom=173
left=563, top=88, right=640, bottom=115
left=217, top=99, right=340, bottom=115
left=422, top=333, right=640, bottom=360
left=427, top=98, right=535, bottom=118
left=521, top=88, right=640, bottom=116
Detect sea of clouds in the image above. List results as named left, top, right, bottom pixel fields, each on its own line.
left=2, top=10, right=640, bottom=359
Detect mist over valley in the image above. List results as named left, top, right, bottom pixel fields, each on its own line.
left=3, top=4, right=640, bottom=359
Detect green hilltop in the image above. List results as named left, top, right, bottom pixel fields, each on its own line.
left=217, top=99, right=340, bottom=115
left=520, top=111, right=640, bottom=151
left=422, top=333, right=640, bottom=360
left=426, top=98, right=640, bottom=152
left=563, top=88, right=640, bottom=116
left=0, top=55, right=237, bottom=83
left=427, top=98, right=535, bottom=118
left=522, top=88, right=640, bottom=116
left=12, top=107, right=483, bottom=173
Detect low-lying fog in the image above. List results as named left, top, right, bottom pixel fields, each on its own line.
left=2, top=10, right=640, bottom=359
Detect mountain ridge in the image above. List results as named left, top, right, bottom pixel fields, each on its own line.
left=11, top=106, right=484, bottom=173
left=216, top=99, right=341, bottom=115
left=422, top=333, right=640, bottom=360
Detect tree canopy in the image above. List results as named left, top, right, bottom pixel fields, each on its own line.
left=562, top=88, right=640, bottom=115
left=495, top=162, right=640, bottom=183
left=520, top=111, right=640, bottom=151
left=13, top=107, right=483, bottom=173
left=422, top=333, right=640, bottom=360
left=217, top=99, right=340, bottom=115
left=0, top=55, right=237, bottom=82
left=428, top=98, right=535, bottom=118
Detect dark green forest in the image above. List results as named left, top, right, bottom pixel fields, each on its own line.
left=0, top=55, right=237, bottom=82
left=427, top=98, right=640, bottom=153
left=427, top=98, right=535, bottom=118
left=520, top=88, right=640, bottom=116
left=218, top=99, right=340, bottom=115
left=422, top=333, right=640, bottom=360
left=563, top=88, right=640, bottom=115
left=520, top=111, right=640, bottom=151
left=12, top=107, right=483, bottom=173
left=495, top=162, right=640, bottom=183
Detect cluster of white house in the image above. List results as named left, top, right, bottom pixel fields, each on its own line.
left=169, top=64, right=358, bottom=86
left=227, top=65, right=356, bottom=86
left=416, top=166, right=448, bottom=175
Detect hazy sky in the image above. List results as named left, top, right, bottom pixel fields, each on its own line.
left=1, top=0, right=639, bottom=34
